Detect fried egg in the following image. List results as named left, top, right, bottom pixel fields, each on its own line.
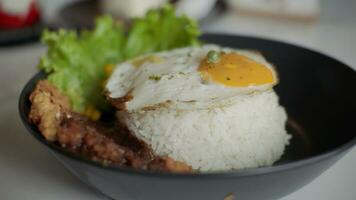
left=106, top=45, right=278, bottom=111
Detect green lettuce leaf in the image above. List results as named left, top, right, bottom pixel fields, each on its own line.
left=39, top=16, right=124, bottom=113
left=124, top=5, right=201, bottom=59
left=38, top=5, right=201, bottom=116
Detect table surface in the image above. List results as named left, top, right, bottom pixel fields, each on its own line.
left=1, top=0, right=355, bottom=199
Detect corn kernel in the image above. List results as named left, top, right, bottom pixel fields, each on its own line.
left=104, top=64, right=114, bottom=76
left=91, top=109, right=101, bottom=121
left=84, top=105, right=101, bottom=121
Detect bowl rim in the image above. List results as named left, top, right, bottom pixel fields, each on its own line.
left=19, top=33, right=356, bottom=179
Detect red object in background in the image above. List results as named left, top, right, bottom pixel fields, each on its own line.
left=0, top=1, right=40, bottom=29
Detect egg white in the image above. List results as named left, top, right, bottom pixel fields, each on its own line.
left=106, top=45, right=278, bottom=111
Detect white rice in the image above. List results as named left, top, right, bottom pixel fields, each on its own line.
left=118, top=90, right=291, bottom=172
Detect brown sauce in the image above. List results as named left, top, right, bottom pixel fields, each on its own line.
left=29, top=80, right=191, bottom=173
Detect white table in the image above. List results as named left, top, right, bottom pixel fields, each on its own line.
left=0, top=0, right=355, bottom=199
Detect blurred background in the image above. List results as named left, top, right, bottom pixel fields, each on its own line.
left=1, top=0, right=355, bottom=65
left=0, top=0, right=355, bottom=200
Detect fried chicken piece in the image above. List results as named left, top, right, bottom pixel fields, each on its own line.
left=59, top=115, right=191, bottom=172
left=29, top=80, right=70, bottom=141
left=28, top=80, right=191, bottom=173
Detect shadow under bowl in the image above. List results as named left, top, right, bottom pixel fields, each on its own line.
left=19, top=34, right=356, bottom=200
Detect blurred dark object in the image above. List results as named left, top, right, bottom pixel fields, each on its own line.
left=60, top=0, right=100, bottom=29
left=59, top=0, right=226, bottom=29
left=0, top=22, right=43, bottom=46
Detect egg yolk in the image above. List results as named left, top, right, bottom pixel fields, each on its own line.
left=198, top=52, right=274, bottom=87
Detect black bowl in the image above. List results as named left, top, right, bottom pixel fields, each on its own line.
left=19, top=34, right=356, bottom=200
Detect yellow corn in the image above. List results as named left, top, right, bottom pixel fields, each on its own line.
left=84, top=105, right=101, bottom=121
left=104, top=64, right=114, bottom=76
left=90, top=109, right=101, bottom=121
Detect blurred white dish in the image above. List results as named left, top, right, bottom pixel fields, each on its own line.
left=100, top=0, right=217, bottom=20
left=176, top=0, right=217, bottom=20
left=100, top=0, right=167, bottom=18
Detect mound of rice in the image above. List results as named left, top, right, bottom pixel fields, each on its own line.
left=118, top=90, right=290, bottom=172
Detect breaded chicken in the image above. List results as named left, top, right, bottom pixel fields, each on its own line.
left=28, top=80, right=191, bottom=173
left=29, top=80, right=70, bottom=141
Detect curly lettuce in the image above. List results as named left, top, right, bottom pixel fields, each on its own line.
left=124, top=5, right=201, bottom=59
left=38, top=5, right=201, bottom=117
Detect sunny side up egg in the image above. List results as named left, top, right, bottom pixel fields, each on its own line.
left=106, top=45, right=278, bottom=111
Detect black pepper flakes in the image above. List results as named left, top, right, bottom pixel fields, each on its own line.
left=148, top=75, right=162, bottom=81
